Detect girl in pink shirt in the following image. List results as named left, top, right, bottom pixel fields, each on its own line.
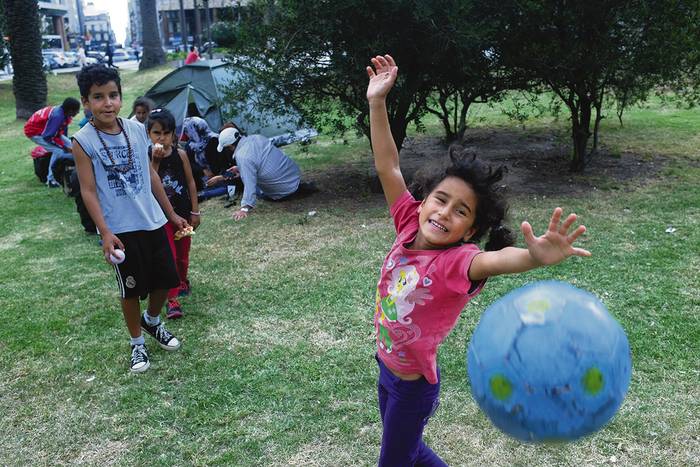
left=367, top=54, right=592, bottom=466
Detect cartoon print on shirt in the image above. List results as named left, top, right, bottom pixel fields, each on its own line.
left=376, top=259, right=433, bottom=353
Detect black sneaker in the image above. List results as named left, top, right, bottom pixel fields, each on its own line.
left=130, top=343, right=150, bottom=373
left=141, top=314, right=181, bottom=350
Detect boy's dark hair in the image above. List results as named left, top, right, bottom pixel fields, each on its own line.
left=61, top=97, right=81, bottom=113
left=146, top=107, right=177, bottom=133
left=190, top=46, right=195, bottom=52
left=76, top=64, right=121, bottom=98
left=132, top=96, right=155, bottom=112
left=410, top=146, right=516, bottom=251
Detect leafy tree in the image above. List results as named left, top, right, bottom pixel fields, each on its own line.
left=418, top=2, right=526, bottom=142
left=139, top=0, right=165, bottom=70
left=4, top=0, right=47, bottom=119
left=478, top=0, right=700, bottom=171
left=227, top=0, right=467, bottom=151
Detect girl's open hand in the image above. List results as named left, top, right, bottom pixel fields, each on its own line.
left=521, top=208, right=591, bottom=266
left=366, top=54, right=398, bottom=102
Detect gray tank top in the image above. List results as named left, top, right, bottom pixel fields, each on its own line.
left=73, top=118, right=166, bottom=234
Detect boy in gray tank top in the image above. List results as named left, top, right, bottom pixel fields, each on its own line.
left=72, top=65, right=190, bottom=373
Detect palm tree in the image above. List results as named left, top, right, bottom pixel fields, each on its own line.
left=139, top=0, right=166, bottom=70
left=5, top=0, right=47, bottom=119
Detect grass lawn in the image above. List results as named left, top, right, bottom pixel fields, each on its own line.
left=0, top=68, right=698, bottom=466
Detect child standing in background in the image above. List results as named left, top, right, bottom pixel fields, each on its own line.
left=148, top=108, right=200, bottom=319
left=366, top=54, right=592, bottom=466
left=131, top=96, right=155, bottom=124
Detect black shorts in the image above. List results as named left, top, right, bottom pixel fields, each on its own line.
left=112, top=227, right=179, bottom=299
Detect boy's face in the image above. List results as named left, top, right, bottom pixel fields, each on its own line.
left=81, top=81, right=122, bottom=128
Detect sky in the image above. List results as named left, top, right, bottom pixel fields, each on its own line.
left=90, top=0, right=129, bottom=45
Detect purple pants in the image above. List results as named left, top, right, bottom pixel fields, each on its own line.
left=376, top=356, right=448, bottom=467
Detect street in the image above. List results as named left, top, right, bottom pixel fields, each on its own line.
left=0, top=59, right=140, bottom=82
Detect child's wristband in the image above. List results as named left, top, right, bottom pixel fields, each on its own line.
left=190, top=211, right=201, bottom=216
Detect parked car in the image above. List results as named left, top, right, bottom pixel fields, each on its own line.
left=200, top=41, right=218, bottom=54
left=124, top=48, right=138, bottom=60
left=42, top=50, right=67, bottom=69
left=63, top=51, right=79, bottom=67
left=86, top=51, right=106, bottom=63
left=111, top=49, right=131, bottom=62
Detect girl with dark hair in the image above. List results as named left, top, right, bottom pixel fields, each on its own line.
left=366, top=54, right=592, bottom=466
left=130, top=96, right=155, bottom=124
left=148, top=108, right=200, bottom=319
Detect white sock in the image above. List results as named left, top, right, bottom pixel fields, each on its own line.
left=130, top=335, right=145, bottom=346
left=143, top=312, right=160, bottom=326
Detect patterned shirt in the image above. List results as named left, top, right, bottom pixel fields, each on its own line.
left=375, top=191, right=486, bottom=384
left=72, top=118, right=166, bottom=234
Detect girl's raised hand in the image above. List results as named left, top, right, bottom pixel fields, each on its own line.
left=521, top=207, right=591, bottom=266
left=366, top=54, right=398, bottom=101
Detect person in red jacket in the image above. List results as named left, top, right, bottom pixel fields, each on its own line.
left=24, top=98, right=81, bottom=187
left=184, top=46, right=200, bottom=65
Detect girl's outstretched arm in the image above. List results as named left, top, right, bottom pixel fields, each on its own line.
left=367, top=54, right=406, bottom=207
left=469, top=208, right=591, bottom=281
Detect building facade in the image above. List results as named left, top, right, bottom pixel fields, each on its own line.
left=38, top=0, right=70, bottom=49
left=83, top=1, right=116, bottom=48
left=36, top=0, right=110, bottom=50
left=127, top=0, right=249, bottom=50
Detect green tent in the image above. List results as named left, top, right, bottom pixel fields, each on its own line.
left=143, top=59, right=312, bottom=142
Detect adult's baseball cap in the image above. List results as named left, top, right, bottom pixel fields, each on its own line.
left=217, top=127, right=241, bottom=152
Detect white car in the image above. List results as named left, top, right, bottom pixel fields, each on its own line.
left=111, top=49, right=131, bottom=62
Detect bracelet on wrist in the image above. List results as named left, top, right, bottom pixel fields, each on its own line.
left=190, top=211, right=201, bottom=216
left=240, top=207, right=249, bottom=213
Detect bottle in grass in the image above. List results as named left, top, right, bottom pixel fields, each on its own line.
left=467, top=281, right=632, bottom=442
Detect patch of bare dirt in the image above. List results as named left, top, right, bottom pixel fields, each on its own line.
left=398, top=128, right=668, bottom=197
left=278, top=127, right=669, bottom=213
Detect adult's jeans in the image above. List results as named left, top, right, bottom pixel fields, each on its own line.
left=30, top=135, right=73, bottom=184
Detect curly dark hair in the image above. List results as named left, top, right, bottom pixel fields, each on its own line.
left=61, top=97, right=81, bottom=114
left=76, top=64, right=121, bottom=98
left=409, top=145, right=515, bottom=251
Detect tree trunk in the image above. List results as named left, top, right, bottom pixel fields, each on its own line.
left=570, top=97, right=592, bottom=172
left=139, top=0, right=166, bottom=70
left=5, top=0, right=47, bottom=119
left=390, top=117, right=407, bottom=153
left=592, top=100, right=604, bottom=155
left=179, top=0, right=187, bottom=49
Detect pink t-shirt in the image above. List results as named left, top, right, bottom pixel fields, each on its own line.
left=374, top=191, right=486, bottom=384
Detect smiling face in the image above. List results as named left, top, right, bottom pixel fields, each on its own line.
left=81, top=80, right=122, bottom=131
left=413, top=176, right=478, bottom=250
